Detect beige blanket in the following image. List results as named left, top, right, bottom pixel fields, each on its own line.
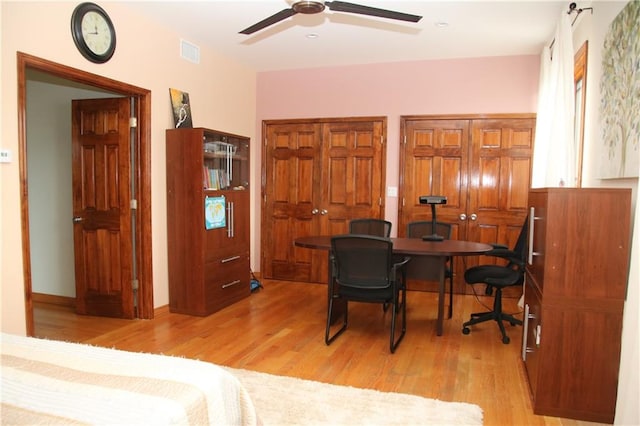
left=1, top=333, right=258, bottom=425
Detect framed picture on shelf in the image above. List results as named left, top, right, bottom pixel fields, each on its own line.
left=169, top=88, right=193, bottom=128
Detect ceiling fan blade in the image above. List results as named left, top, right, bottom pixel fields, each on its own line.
left=326, top=1, right=422, bottom=22
left=239, top=8, right=297, bottom=34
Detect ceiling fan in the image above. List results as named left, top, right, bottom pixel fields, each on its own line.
left=239, top=0, right=422, bottom=35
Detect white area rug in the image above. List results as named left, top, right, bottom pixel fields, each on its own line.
left=225, top=367, right=483, bottom=425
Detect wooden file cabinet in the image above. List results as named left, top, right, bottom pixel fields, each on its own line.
left=522, top=187, right=631, bottom=423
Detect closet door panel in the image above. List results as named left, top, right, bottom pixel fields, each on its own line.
left=399, top=118, right=469, bottom=236
left=263, top=118, right=386, bottom=283
left=320, top=120, right=385, bottom=235
left=262, top=123, right=323, bottom=281
left=399, top=115, right=535, bottom=294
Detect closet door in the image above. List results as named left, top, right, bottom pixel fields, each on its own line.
left=398, top=118, right=470, bottom=240
left=467, top=117, right=534, bottom=252
left=262, top=118, right=386, bottom=283
left=399, top=114, right=534, bottom=294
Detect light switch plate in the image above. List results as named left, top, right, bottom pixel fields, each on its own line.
left=387, top=186, right=398, bottom=197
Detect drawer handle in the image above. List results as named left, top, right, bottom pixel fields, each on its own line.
left=222, top=280, right=241, bottom=289
left=221, top=255, right=241, bottom=263
left=522, top=304, right=530, bottom=360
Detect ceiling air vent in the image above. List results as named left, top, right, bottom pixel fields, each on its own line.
left=180, top=39, right=200, bottom=64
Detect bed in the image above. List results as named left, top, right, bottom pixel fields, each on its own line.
left=1, top=333, right=258, bottom=425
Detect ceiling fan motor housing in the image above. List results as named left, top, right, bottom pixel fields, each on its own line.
left=292, top=0, right=326, bottom=14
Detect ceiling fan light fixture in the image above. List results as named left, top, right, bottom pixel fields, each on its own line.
left=292, top=0, right=326, bottom=14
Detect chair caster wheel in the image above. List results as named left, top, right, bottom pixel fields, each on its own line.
left=502, top=336, right=510, bottom=344
left=462, top=327, right=470, bottom=335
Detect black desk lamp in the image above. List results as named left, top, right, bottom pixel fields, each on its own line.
left=419, top=195, right=447, bottom=241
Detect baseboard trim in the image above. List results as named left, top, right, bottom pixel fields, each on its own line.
left=33, top=293, right=75, bottom=308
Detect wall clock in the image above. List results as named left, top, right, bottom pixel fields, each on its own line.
left=71, top=2, right=116, bottom=63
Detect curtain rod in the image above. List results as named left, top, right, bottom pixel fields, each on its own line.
left=549, top=2, right=594, bottom=51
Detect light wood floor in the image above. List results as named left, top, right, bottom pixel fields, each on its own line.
left=34, top=279, right=604, bottom=426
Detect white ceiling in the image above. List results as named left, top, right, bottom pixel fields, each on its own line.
left=122, top=0, right=576, bottom=72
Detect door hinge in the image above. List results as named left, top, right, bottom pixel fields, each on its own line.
left=379, top=197, right=382, bottom=206
left=129, top=117, right=137, bottom=128
left=130, top=199, right=138, bottom=209
left=380, top=135, right=384, bottom=145
left=132, top=279, right=139, bottom=291
left=403, top=135, right=407, bottom=145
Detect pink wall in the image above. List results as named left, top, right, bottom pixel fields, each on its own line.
left=256, top=55, right=540, bottom=234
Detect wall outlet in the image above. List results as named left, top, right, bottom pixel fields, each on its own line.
left=0, top=149, right=12, bottom=163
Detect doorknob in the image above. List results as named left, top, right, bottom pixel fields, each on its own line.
left=459, top=213, right=467, bottom=221
left=470, top=213, right=478, bottom=221
left=311, top=209, right=319, bottom=215
left=320, top=209, right=328, bottom=215
left=73, top=216, right=83, bottom=223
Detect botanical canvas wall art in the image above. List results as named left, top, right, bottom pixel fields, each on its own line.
left=599, top=0, right=639, bottom=178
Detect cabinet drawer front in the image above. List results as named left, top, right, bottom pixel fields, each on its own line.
left=204, top=255, right=250, bottom=310
left=522, top=273, right=542, bottom=396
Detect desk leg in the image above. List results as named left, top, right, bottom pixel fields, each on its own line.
left=436, top=256, right=446, bottom=336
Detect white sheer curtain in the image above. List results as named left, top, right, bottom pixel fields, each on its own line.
left=531, top=12, right=576, bottom=188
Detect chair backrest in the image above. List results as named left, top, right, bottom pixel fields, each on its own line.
left=511, top=216, right=529, bottom=263
left=406, top=221, right=452, bottom=239
left=488, top=216, right=529, bottom=270
left=349, top=218, right=392, bottom=237
left=331, top=235, right=393, bottom=289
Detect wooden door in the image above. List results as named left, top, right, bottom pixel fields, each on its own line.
left=72, top=98, right=135, bottom=318
left=398, top=118, right=470, bottom=240
left=320, top=121, right=385, bottom=235
left=466, top=117, right=534, bottom=255
left=399, top=115, right=534, bottom=294
left=262, top=118, right=386, bottom=283
left=262, top=122, right=323, bottom=282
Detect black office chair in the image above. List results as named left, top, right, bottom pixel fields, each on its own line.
left=326, top=235, right=411, bottom=353
left=349, top=218, right=392, bottom=237
left=406, top=221, right=455, bottom=319
left=462, top=217, right=528, bottom=344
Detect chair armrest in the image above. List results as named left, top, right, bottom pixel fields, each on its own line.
left=485, top=248, right=517, bottom=259
left=484, top=248, right=525, bottom=268
left=392, top=256, right=411, bottom=270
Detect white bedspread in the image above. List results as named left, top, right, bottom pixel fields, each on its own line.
left=1, top=333, right=258, bottom=425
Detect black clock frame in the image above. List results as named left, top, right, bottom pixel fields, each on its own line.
left=71, top=2, right=116, bottom=64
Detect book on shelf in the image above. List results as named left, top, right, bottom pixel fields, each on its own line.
left=203, top=167, right=231, bottom=190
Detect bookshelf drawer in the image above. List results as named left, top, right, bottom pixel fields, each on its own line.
left=205, top=254, right=250, bottom=311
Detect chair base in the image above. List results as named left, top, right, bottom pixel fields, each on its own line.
left=326, top=292, right=407, bottom=353
left=461, top=287, right=522, bottom=344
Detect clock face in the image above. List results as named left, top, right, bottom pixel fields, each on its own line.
left=71, top=3, right=116, bottom=63
left=81, top=11, right=112, bottom=55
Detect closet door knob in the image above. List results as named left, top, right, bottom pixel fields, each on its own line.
left=311, top=209, right=319, bottom=215
left=459, top=213, right=467, bottom=221
left=470, top=213, right=478, bottom=221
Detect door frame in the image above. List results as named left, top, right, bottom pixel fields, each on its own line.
left=17, top=52, right=154, bottom=335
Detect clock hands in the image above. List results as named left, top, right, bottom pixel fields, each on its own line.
left=87, top=25, right=98, bottom=35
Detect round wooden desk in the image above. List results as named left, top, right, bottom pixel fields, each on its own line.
left=294, top=235, right=492, bottom=336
